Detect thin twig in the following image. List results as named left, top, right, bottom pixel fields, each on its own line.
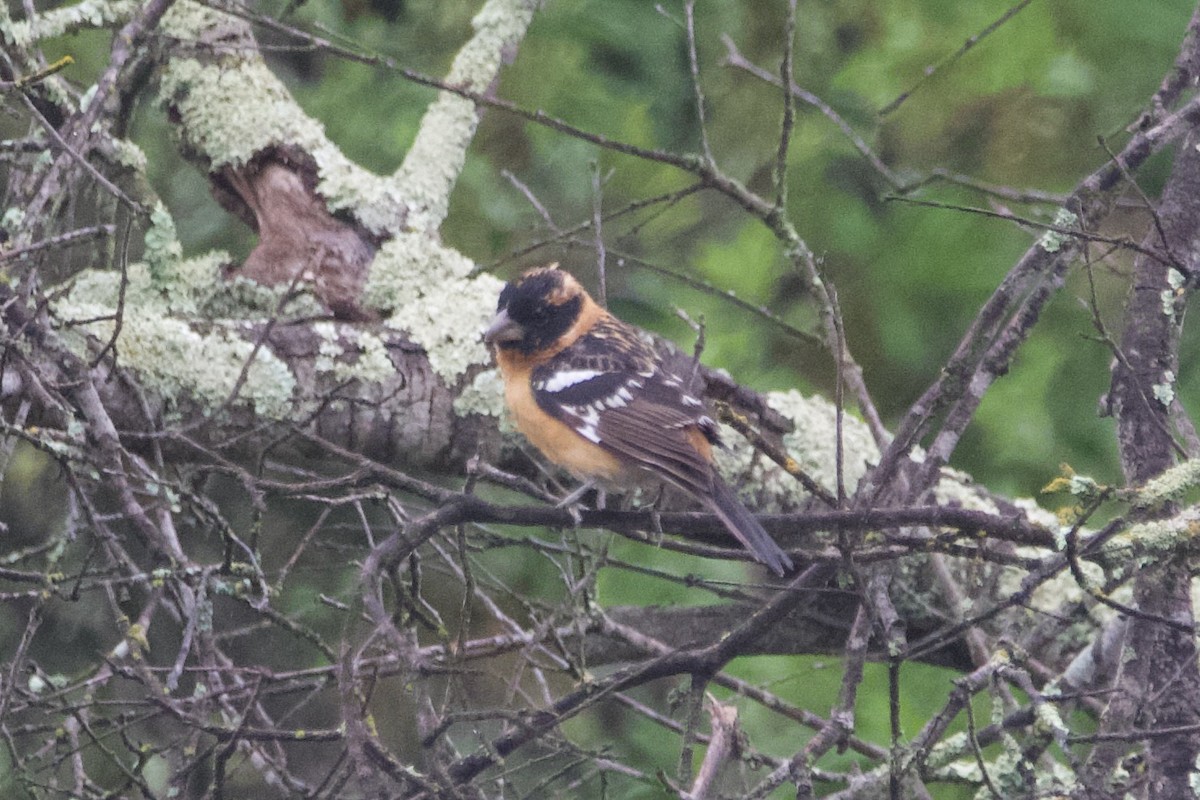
left=715, top=401, right=839, bottom=507
left=722, top=34, right=900, bottom=187
left=0, top=224, right=115, bottom=264
left=772, top=0, right=798, bottom=208
left=592, top=162, right=608, bottom=307
left=0, top=55, right=74, bottom=92
left=683, top=0, right=714, bottom=167
left=879, top=0, right=1036, bottom=116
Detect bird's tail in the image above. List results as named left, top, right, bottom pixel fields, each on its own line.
left=706, top=477, right=793, bottom=577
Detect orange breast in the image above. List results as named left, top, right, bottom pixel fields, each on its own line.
left=496, top=350, right=627, bottom=484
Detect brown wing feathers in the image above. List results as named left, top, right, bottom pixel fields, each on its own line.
left=593, top=396, right=713, bottom=495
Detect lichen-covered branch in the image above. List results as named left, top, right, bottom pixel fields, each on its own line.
left=1077, top=125, right=1200, bottom=800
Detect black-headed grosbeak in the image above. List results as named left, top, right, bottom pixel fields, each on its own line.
left=484, top=265, right=793, bottom=576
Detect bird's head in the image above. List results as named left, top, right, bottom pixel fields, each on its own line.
left=484, top=265, right=589, bottom=356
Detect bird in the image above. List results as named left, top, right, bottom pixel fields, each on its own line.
left=483, top=265, right=793, bottom=576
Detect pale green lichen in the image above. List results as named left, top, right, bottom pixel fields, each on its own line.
left=928, top=743, right=980, bottom=782
left=365, top=232, right=475, bottom=303
left=1136, top=457, right=1200, bottom=509
left=4, top=0, right=138, bottom=48
left=158, top=52, right=410, bottom=235
left=1033, top=702, right=1070, bottom=744
left=143, top=322, right=290, bottom=418
left=67, top=261, right=155, bottom=309
left=1011, top=496, right=1061, bottom=533
left=109, top=138, right=148, bottom=172
left=454, top=368, right=508, bottom=420
left=158, top=57, right=328, bottom=170
left=2, top=207, right=25, bottom=232
left=204, top=275, right=325, bottom=320
left=367, top=233, right=501, bottom=382
left=1066, top=472, right=1101, bottom=497
left=158, top=0, right=230, bottom=40
left=54, top=247, right=299, bottom=421
left=462, top=0, right=538, bottom=91
left=157, top=0, right=411, bottom=235
left=1051, top=524, right=1068, bottom=552
left=394, top=96, right=481, bottom=232
left=312, top=323, right=396, bottom=386
left=970, top=749, right=1074, bottom=800
left=929, top=734, right=1077, bottom=797
left=72, top=245, right=318, bottom=322
left=394, top=0, right=538, bottom=231
left=1039, top=208, right=1078, bottom=253
left=144, top=201, right=184, bottom=283
left=69, top=251, right=235, bottom=317
left=1163, top=267, right=1185, bottom=320
left=56, top=301, right=295, bottom=420
left=1162, top=288, right=1178, bottom=319
left=350, top=331, right=396, bottom=384
left=312, top=322, right=342, bottom=377
left=933, top=466, right=1048, bottom=517
left=712, top=389, right=878, bottom=510
left=159, top=0, right=538, bottom=236
left=387, top=277, right=500, bottom=381
left=1100, top=508, right=1200, bottom=567
left=1021, top=548, right=1106, bottom=604
left=79, top=84, right=100, bottom=114
left=1153, top=370, right=1176, bottom=407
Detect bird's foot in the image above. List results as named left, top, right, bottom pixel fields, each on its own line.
left=556, top=480, right=597, bottom=526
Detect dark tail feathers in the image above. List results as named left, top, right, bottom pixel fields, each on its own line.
left=707, top=477, right=793, bottom=577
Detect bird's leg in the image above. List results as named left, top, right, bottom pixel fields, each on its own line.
left=624, top=485, right=665, bottom=546
left=556, top=479, right=597, bottom=525
left=648, top=506, right=664, bottom=546
left=556, top=479, right=596, bottom=508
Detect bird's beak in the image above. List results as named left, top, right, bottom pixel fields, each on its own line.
left=483, top=308, right=524, bottom=346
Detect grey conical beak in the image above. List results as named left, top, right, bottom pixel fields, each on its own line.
left=483, top=308, right=524, bottom=345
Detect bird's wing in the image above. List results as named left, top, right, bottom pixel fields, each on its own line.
left=530, top=321, right=716, bottom=496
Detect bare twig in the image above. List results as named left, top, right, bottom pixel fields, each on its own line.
left=878, top=0, right=1036, bottom=116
